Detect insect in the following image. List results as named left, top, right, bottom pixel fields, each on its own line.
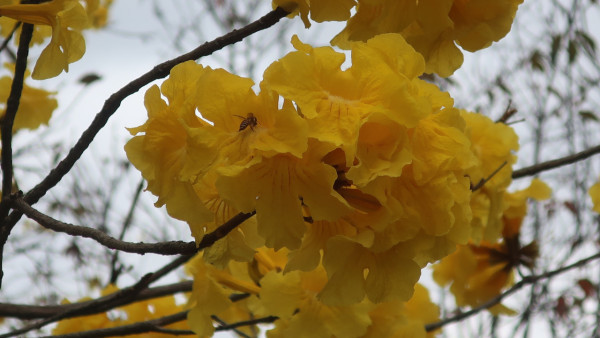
left=234, top=113, right=258, bottom=132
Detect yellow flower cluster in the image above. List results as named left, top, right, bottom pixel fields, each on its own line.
left=125, top=30, right=533, bottom=335
left=0, top=0, right=113, bottom=79
left=53, top=285, right=189, bottom=337
left=274, top=0, right=523, bottom=76
left=433, top=179, right=551, bottom=314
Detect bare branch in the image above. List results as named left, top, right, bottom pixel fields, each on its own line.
left=425, top=251, right=600, bottom=332
left=11, top=196, right=197, bottom=255
left=512, top=144, right=600, bottom=179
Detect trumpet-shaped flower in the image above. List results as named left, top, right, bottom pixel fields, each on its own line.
left=0, top=0, right=88, bottom=79
left=319, top=236, right=421, bottom=305
left=263, top=34, right=432, bottom=166
left=216, top=141, right=352, bottom=250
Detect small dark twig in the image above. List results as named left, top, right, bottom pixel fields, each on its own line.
left=496, top=100, right=518, bottom=124
left=512, top=144, right=600, bottom=179
left=470, top=161, right=508, bottom=191
left=110, top=179, right=146, bottom=283
left=214, top=315, right=278, bottom=332
left=0, top=22, right=20, bottom=57
left=425, top=251, right=600, bottom=332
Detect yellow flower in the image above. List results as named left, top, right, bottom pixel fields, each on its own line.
left=125, top=61, right=216, bottom=226
left=272, top=0, right=356, bottom=28
left=589, top=179, right=600, bottom=213
left=216, top=141, right=352, bottom=250
left=0, top=68, right=57, bottom=135
left=263, top=34, right=432, bottom=166
left=0, top=0, right=88, bottom=79
left=332, top=0, right=524, bottom=76
left=186, top=254, right=260, bottom=337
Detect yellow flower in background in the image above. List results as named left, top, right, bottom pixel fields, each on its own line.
left=589, top=179, right=600, bottom=213
left=272, top=0, right=356, bottom=28
left=332, top=0, right=524, bottom=76
left=83, top=0, right=112, bottom=28
left=0, top=0, right=88, bottom=79
left=0, top=66, right=57, bottom=135
left=53, top=285, right=189, bottom=337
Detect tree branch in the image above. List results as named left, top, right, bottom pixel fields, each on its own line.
left=11, top=196, right=197, bottom=255
left=512, top=144, right=600, bottom=179
left=425, top=251, right=600, bottom=332
left=0, top=281, right=192, bottom=319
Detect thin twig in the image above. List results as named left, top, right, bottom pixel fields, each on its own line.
left=110, top=178, right=145, bottom=283
left=512, top=144, right=600, bottom=179
left=214, top=315, right=278, bottom=332
left=425, top=251, right=600, bottom=331
left=471, top=161, right=508, bottom=191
